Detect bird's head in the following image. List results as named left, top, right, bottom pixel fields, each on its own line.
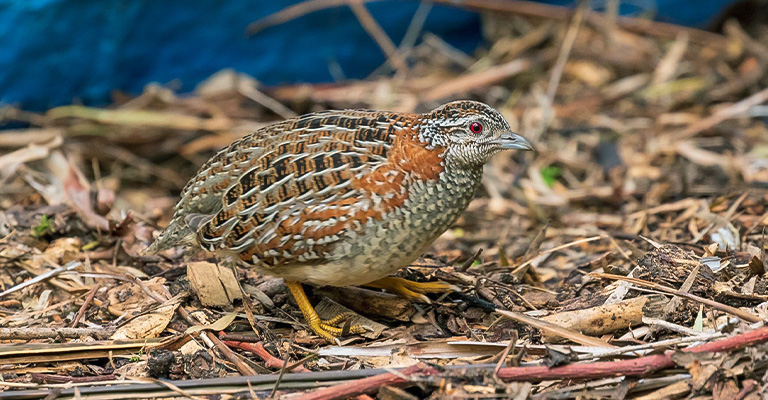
left=420, top=100, right=533, bottom=168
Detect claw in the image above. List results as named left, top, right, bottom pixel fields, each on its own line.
left=285, top=281, right=366, bottom=342
left=365, top=277, right=459, bottom=303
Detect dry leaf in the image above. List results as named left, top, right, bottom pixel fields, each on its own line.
left=112, top=298, right=180, bottom=340
left=185, top=312, right=237, bottom=335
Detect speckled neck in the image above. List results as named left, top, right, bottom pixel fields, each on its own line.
left=396, top=164, right=484, bottom=248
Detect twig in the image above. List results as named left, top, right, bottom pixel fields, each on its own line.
left=677, top=86, right=768, bottom=138
left=535, top=0, right=586, bottom=138
left=592, top=273, right=763, bottom=323
left=0, top=261, right=82, bottom=299
left=128, top=377, right=207, bottom=400
left=151, top=285, right=257, bottom=376
left=495, top=309, right=615, bottom=348
left=497, top=325, right=768, bottom=382
left=510, top=235, right=606, bottom=275
left=290, top=363, right=439, bottom=400
left=456, top=248, right=483, bottom=272
left=204, top=326, right=258, bottom=376
left=431, top=0, right=726, bottom=46
left=0, top=327, right=114, bottom=340
left=237, top=83, right=297, bottom=120
left=423, top=57, right=536, bottom=101
left=399, top=1, right=432, bottom=49
left=269, top=336, right=293, bottom=398
left=0, top=367, right=434, bottom=399
left=71, top=283, right=101, bottom=327
left=246, top=0, right=407, bottom=74
left=246, top=0, right=726, bottom=46
left=219, top=333, right=262, bottom=343
left=575, top=331, right=725, bottom=361
left=498, top=354, right=675, bottom=382
left=347, top=0, right=409, bottom=74
left=643, top=317, right=702, bottom=337
left=46, top=106, right=232, bottom=131
left=285, top=353, right=319, bottom=373
left=604, top=0, right=618, bottom=47
left=735, top=380, right=759, bottom=400
left=493, top=330, right=518, bottom=376
left=246, top=0, right=352, bottom=35
left=223, top=340, right=310, bottom=372
left=30, top=374, right=117, bottom=384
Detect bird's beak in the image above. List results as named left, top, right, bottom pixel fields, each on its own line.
left=495, top=132, right=533, bottom=151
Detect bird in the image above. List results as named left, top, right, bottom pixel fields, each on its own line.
left=145, top=100, right=533, bottom=341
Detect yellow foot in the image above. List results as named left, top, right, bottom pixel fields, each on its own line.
left=307, top=312, right=367, bottom=341
left=365, top=276, right=459, bottom=303
left=285, top=281, right=366, bottom=342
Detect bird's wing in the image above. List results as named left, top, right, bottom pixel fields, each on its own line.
left=192, top=110, right=415, bottom=268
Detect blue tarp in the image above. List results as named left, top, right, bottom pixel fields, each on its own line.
left=0, top=0, right=739, bottom=110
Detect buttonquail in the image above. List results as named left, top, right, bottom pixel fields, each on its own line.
left=146, top=100, right=533, bottom=340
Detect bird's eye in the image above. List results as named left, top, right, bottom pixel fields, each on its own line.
left=469, top=122, right=483, bottom=134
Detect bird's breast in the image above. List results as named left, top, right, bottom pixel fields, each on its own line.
left=326, top=167, right=483, bottom=278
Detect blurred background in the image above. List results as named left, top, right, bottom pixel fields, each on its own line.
left=0, top=0, right=761, bottom=109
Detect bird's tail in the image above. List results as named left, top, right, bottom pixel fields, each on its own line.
left=143, top=217, right=195, bottom=255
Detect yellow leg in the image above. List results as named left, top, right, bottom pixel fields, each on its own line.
left=285, top=280, right=366, bottom=341
left=365, top=277, right=459, bottom=303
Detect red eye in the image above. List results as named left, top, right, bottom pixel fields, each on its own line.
left=469, top=122, right=483, bottom=133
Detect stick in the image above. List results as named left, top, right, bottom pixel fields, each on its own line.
left=0, top=261, right=81, bottom=299
left=246, top=0, right=407, bottom=74
left=495, top=309, right=615, bottom=348
left=71, top=283, right=101, bottom=327
left=223, top=340, right=310, bottom=372
left=291, top=363, right=439, bottom=400
left=30, top=374, right=117, bottom=384
left=152, top=285, right=258, bottom=376
left=245, top=0, right=726, bottom=46
left=431, top=0, right=725, bottom=46
left=348, top=0, right=409, bottom=74
left=677, top=86, right=768, bottom=138
left=423, top=58, right=535, bottom=101
left=497, top=354, right=675, bottom=381
left=496, top=325, right=768, bottom=382
left=246, top=0, right=351, bottom=35
left=535, top=0, right=586, bottom=137
left=591, top=273, right=763, bottom=323
left=0, top=327, right=113, bottom=340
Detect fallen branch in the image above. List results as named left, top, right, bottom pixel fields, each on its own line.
left=497, top=325, right=768, bottom=382
left=222, top=340, right=310, bottom=372
left=0, top=327, right=113, bottom=340
left=290, top=363, right=439, bottom=400
left=497, top=354, right=675, bottom=382
left=29, top=373, right=117, bottom=384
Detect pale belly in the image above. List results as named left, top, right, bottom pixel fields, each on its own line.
left=258, top=169, right=481, bottom=287
left=264, top=222, right=442, bottom=286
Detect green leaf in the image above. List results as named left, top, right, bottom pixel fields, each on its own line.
left=82, top=241, right=100, bottom=251
left=541, top=166, right=562, bottom=188
left=32, top=215, right=54, bottom=238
